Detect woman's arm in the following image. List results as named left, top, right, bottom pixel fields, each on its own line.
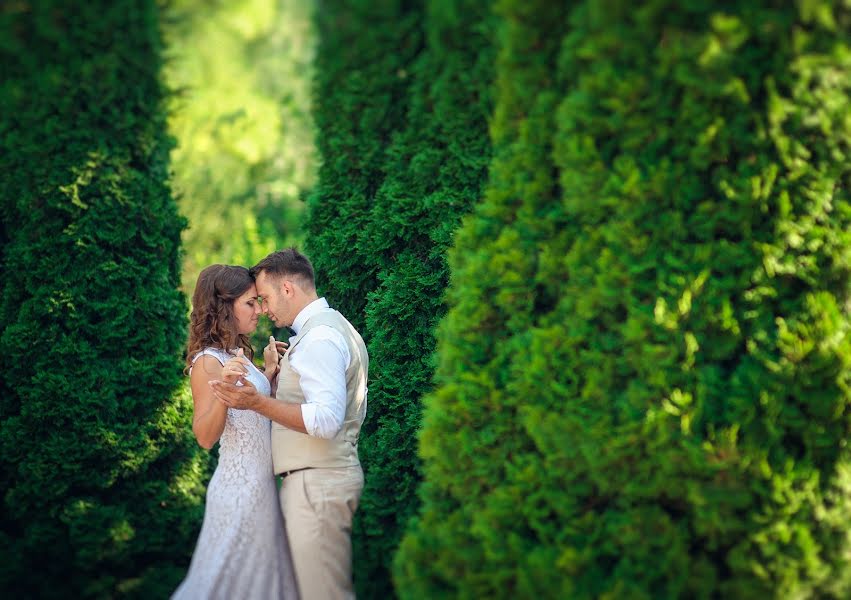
left=190, top=355, right=228, bottom=449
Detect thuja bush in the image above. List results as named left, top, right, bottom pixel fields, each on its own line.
left=394, top=0, right=572, bottom=595
left=354, top=0, right=495, bottom=597
left=0, top=2, right=210, bottom=597
left=305, top=0, right=423, bottom=332
left=397, top=1, right=851, bottom=598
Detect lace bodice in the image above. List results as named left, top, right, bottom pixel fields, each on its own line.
left=192, top=348, right=273, bottom=477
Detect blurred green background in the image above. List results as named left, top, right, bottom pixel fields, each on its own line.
left=164, top=0, right=316, bottom=302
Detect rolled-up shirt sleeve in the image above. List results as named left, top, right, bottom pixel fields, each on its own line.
left=289, top=326, right=350, bottom=439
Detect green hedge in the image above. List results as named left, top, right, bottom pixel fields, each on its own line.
left=307, top=1, right=495, bottom=596
left=305, top=0, right=424, bottom=333
left=355, top=1, right=495, bottom=597
left=306, top=1, right=421, bottom=597
left=0, top=2, right=209, bottom=597
left=397, top=1, right=851, bottom=598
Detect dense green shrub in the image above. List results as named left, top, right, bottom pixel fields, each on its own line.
left=354, top=1, right=495, bottom=597
left=306, top=2, right=421, bottom=596
left=307, top=1, right=495, bottom=596
left=305, top=0, right=424, bottom=332
left=396, top=1, right=851, bottom=598
left=0, top=2, right=210, bottom=597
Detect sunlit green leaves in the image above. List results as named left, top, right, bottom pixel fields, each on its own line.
left=163, top=0, right=316, bottom=294
left=397, top=0, right=851, bottom=597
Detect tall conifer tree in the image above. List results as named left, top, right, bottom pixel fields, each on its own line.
left=305, top=0, right=424, bottom=332
left=306, top=2, right=422, bottom=596
left=397, top=1, right=851, bottom=597
left=354, top=1, right=495, bottom=597
left=0, top=2, right=208, bottom=597
left=307, top=2, right=496, bottom=596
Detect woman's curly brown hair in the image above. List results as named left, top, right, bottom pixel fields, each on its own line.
left=185, top=264, right=255, bottom=374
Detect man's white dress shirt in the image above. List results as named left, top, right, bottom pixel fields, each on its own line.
left=289, top=298, right=365, bottom=439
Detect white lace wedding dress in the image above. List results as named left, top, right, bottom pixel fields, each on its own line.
left=173, top=348, right=298, bottom=599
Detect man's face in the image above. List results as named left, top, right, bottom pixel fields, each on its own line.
left=255, top=271, right=294, bottom=327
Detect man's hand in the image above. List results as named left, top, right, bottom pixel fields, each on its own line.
left=210, top=377, right=262, bottom=410
left=212, top=375, right=307, bottom=434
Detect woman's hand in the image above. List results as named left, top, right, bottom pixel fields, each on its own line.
left=222, top=348, right=251, bottom=384
left=263, top=335, right=287, bottom=380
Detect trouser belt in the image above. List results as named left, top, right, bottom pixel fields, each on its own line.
left=279, top=467, right=311, bottom=479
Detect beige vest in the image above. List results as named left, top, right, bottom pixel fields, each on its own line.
left=271, top=309, right=368, bottom=473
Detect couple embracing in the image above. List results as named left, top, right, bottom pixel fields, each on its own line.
left=172, top=248, right=368, bottom=600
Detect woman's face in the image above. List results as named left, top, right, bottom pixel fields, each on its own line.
left=233, top=284, right=261, bottom=335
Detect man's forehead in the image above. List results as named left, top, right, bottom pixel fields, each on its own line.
left=255, top=271, right=278, bottom=292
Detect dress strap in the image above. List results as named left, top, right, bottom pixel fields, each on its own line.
left=191, top=347, right=233, bottom=368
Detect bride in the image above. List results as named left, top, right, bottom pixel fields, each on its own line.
left=172, top=264, right=297, bottom=599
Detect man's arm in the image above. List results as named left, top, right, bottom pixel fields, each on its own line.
left=211, top=324, right=349, bottom=437
left=289, top=330, right=349, bottom=439
left=209, top=380, right=308, bottom=434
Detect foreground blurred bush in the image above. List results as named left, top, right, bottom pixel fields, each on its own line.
left=397, top=0, right=851, bottom=597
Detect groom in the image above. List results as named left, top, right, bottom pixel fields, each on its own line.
left=211, top=248, right=368, bottom=600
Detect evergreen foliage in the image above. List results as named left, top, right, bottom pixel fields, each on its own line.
left=305, top=0, right=424, bottom=332
left=354, top=1, right=495, bottom=597
left=396, top=1, right=851, bottom=598
left=307, top=1, right=495, bottom=596
left=0, top=2, right=209, bottom=597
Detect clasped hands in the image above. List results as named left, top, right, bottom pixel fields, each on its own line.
left=210, top=336, right=287, bottom=410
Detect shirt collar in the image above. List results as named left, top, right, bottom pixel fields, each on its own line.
left=291, top=297, right=329, bottom=335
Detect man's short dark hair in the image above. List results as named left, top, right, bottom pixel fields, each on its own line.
left=250, top=248, right=316, bottom=289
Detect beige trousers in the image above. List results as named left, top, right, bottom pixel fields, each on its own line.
left=279, top=465, right=364, bottom=600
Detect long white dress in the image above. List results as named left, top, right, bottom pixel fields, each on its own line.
left=173, top=348, right=298, bottom=600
